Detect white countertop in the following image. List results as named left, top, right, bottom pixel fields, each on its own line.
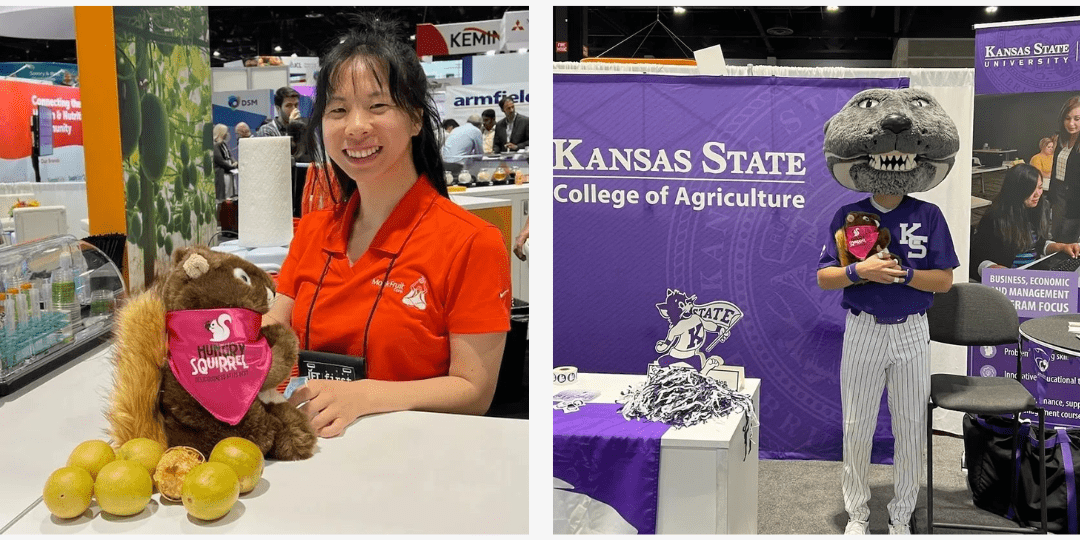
left=1, top=343, right=528, bottom=534
left=450, top=194, right=511, bottom=211
left=453, top=184, right=530, bottom=197
left=554, top=373, right=761, bottom=450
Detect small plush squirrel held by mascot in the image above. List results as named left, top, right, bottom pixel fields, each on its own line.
left=106, top=246, right=316, bottom=460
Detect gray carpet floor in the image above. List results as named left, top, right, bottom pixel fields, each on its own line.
left=758, top=433, right=1023, bottom=534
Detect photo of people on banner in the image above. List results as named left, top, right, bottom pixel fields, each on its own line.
left=972, top=15, right=1080, bottom=428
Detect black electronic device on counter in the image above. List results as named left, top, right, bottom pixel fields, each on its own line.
left=297, top=350, right=367, bottom=381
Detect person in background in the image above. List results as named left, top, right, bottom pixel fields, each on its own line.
left=513, top=216, right=529, bottom=261
left=1030, top=136, right=1054, bottom=186
left=442, top=115, right=484, bottom=165
left=493, top=97, right=529, bottom=153
left=288, top=119, right=312, bottom=218
left=212, top=123, right=237, bottom=202
left=267, top=15, right=511, bottom=438
left=481, top=109, right=497, bottom=154
left=1050, top=96, right=1080, bottom=242
left=971, top=163, right=1080, bottom=280
left=256, top=86, right=301, bottom=137
left=438, top=119, right=457, bottom=148
left=235, top=122, right=252, bottom=139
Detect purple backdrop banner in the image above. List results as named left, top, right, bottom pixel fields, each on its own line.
left=976, top=18, right=1080, bottom=95
left=553, top=74, right=908, bottom=462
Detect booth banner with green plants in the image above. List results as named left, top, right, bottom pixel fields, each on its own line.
left=114, top=6, right=217, bottom=292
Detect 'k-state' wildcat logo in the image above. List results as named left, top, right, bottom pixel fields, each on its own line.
left=652, top=289, right=743, bottom=375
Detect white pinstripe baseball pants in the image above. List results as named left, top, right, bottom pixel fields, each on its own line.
left=840, top=310, right=930, bottom=525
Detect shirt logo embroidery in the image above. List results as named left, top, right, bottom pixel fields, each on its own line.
left=403, top=277, right=429, bottom=311
left=899, top=222, right=928, bottom=259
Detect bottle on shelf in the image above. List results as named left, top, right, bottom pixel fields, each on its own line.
left=52, top=250, right=80, bottom=343
left=6, top=288, right=20, bottom=326
left=71, top=245, right=90, bottom=305
left=0, top=292, right=11, bottom=370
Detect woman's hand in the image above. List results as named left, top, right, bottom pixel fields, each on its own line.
left=512, top=219, right=529, bottom=261
left=1049, top=242, right=1080, bottom=258
left=287, top=379, right=386, bottom=438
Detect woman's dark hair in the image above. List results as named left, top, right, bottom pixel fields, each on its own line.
left=1056, top=95, right=1080, bottom=155
left=983, top=163, right=1048, bottom=253
left=441, top=119, right=459, bottom=131
left=306, top=14, right=447, bottom=202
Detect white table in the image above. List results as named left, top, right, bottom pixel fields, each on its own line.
left=449, top=194, right=510, bottom=211
left=553, top=373, right=760, bottom=534
left=1, top=344, right=527, bottom=534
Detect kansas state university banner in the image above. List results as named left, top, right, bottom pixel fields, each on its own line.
left=973, top=17, right=1080, bottom=428
left=553, top=74, right=908, bottom=461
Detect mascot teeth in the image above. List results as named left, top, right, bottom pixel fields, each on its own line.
left=870, top=151, right=916, bottom=172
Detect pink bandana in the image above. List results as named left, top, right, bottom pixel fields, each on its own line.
left=845, top=225, right=880, bottom=260
left=165, top=307, right=273, bottom=425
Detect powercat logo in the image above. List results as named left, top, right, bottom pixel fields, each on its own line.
left=451, top=27, right=500, bottom=48
left=982, top=42, right=1071, bottom=68
left=651, top=288, right=743, bottom=375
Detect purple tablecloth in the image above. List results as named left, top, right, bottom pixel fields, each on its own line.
left=553, top=402, right=672, bottom=534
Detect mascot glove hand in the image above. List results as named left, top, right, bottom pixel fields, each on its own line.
left=856, top=254, right=905, bottom=284
left=287, top=378, right=382, bottom=438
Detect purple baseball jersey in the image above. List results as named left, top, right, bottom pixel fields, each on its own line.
left=818, top=196, right=959, bottom=317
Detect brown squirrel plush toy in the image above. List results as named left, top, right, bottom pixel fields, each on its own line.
left=106, top=246, right=316, bottom=460
left=834, top=211, right=895, bottom=269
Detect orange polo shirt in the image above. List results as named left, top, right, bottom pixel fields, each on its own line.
left=276, top=176, right=511, bottom=382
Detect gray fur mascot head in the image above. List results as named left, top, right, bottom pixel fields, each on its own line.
left=823, top=88, right=960, bottom=195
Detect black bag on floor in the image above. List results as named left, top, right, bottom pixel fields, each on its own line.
left=963, top=413, right=1080, bottom=533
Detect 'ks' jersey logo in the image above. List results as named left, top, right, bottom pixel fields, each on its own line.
left=898, top=222, right=927, bottom=259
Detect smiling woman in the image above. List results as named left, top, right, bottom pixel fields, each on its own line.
left=262, top=13, right=512, bottom=439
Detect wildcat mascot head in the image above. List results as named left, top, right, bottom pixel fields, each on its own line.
left=823, top=88, right=960, bottom=195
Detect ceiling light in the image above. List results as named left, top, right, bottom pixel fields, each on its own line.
left=485, top=50, right=496, bottom=56
left=410, top=34, right=416, bottom=41
left=826, top=6, right=840, bottom=12
left=291, top=53, right=297, bottom=57
left=517, top=48, right=528, bottom=54
left=985, top=6, right=998, bottom=13
left=213, top=50, right=219, bottom=57
left=673, top=7, right=686, bottom=14
left=274, top=45, right=282, bottom=52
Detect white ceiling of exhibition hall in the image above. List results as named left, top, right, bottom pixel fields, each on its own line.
left=0, top=6, right=74, bottom=40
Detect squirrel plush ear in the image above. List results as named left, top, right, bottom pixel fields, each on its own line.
left=181, top=253, right=210, bottom=279
left=172, top=246, right=190, bottom=265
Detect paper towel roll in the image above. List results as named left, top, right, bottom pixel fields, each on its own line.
left=238, top=136, right=293, bottom=248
